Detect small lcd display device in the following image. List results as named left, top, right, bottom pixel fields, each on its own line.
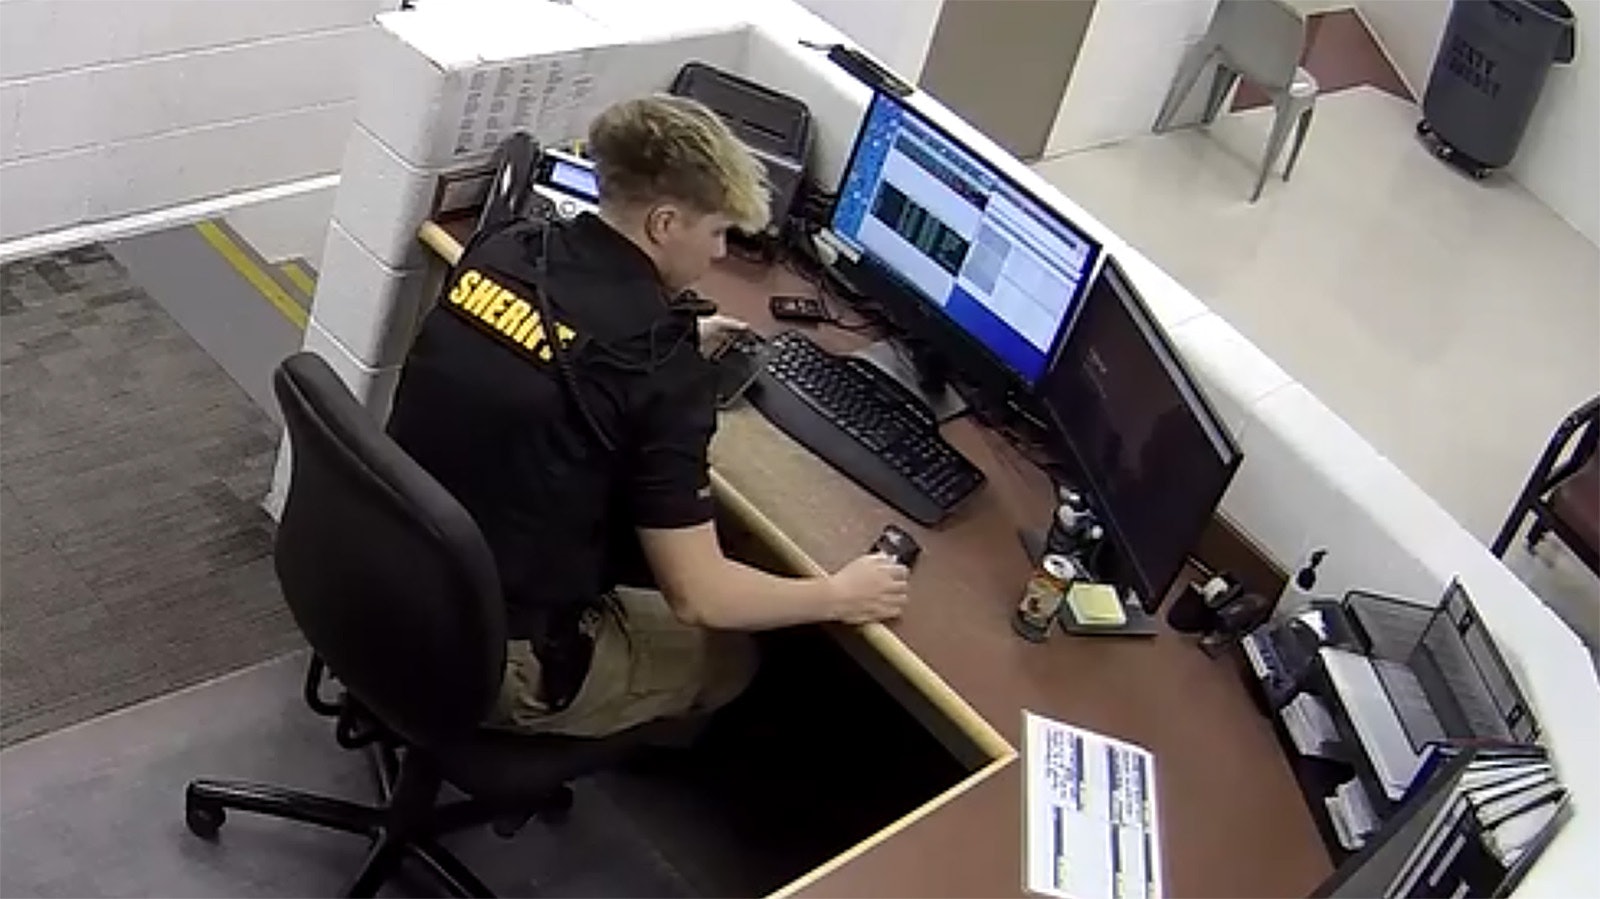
left=534, top=149, right=600, bottom=219
left=547, top=156, right=598, bottom=199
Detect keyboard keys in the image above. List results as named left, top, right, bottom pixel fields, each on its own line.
left=757, top=331, right=983, bottom=521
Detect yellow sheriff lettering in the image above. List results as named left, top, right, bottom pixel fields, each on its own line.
left=448, top=269, right=481, bottom=305
left=444, top=271, right=580, bottom=364
left=461, top=278, right=500, bottom=317
left=479, top=287, right=511, bottom=325
left=496, top=299, right=531, bottom=336
left=512, top=313, right=545, bottom=348
left=534, top=323, right=578, bottom=361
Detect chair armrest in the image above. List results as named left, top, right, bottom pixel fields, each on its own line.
left=1542, top=396, right=1600, bottom=489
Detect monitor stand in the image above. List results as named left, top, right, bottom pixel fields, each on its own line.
left=850, top=339, right=968, bottom=424
left=1017, top=528, right=1160, bottom=638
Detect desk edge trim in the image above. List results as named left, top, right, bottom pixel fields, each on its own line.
left=767, top=752, right=1018, bottom=899
left=707, top=468, right=1014, bottom=761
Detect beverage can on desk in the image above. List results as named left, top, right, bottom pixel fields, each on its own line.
left=1014, top=553, right=1076, bottom=643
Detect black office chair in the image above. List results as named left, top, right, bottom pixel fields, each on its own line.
left=1492, top=395, right=1600, bottom=576
left=183, top=352, right=676, bottom=897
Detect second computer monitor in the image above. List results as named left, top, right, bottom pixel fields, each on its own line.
left=1041, top=256, right=1242, bottom=612
left=830, top=93, right=1100, bottom=389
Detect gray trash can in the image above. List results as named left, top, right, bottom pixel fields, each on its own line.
left=1418, top=0, right=1576, bottom=178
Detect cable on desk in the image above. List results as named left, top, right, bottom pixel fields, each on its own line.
left=777, top=220, right=887, bottom=335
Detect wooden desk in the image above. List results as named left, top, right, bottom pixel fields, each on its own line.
left=418, top=220, right=1330, bottom=898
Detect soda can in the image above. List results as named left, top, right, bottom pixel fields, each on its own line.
left=1014, top=554, right=1077, bottom=642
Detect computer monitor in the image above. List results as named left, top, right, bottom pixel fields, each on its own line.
left=1041, top=256, right=1242, bottom=612
left=829, top=92, right=1101, bottom=390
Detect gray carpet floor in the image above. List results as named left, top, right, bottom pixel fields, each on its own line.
left=110, top=224, right=305, bottom=421
left=0, top=651, right=705, bottom=898
left=0, top=244, right=301, bottom=746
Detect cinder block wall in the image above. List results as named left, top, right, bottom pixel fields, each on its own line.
left=0, top=0, right=390, bottom=243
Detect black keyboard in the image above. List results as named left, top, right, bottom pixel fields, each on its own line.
left=745, top=331, right=984, bottom=525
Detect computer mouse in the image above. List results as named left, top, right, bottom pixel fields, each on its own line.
left=675, top=288, right=718, bottom=317
left=870, top=524, right=922, bottom=568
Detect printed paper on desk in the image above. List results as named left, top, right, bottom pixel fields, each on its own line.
left=1024, top=712, right=1164, bottom=899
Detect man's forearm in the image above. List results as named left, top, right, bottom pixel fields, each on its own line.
left=678, top=558, right=840, bottom=630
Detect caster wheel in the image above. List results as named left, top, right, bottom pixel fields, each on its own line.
left=1416, top=119, right=1433, bottom=137
left=186, top=802, right=225, bottom=841
left=535, top=785, right=574, bottom=825
left=1471, top=166, right=1490, bottom=181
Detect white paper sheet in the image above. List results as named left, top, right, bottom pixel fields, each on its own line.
left=1024, top=712, right=1164, bottom=899
left=448, top=46, right=613, bottom=160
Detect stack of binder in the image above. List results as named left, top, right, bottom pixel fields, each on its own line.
left=1314, top=746, right=1569, bottom=898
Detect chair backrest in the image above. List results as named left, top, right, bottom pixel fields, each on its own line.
left=272, top=352, right=507, bottom=749
left=1209, top=0, right=1307, bottom=90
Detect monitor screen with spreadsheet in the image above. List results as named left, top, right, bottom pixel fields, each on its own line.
left=830, top=93, right=1101, bottom=387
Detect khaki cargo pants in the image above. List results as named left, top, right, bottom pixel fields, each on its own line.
left=490, top=587, right=757, bottom=738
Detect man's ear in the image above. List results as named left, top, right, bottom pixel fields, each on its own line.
left=644, top=205, right=678, bottom=245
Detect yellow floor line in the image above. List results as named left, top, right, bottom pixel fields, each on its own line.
left=278, top=260, right=317, bottom=297
left=193, top=221, right=308, bottom=330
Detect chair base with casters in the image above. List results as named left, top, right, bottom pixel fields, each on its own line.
left=1492, top=396, right=1600, bottom=577
left=183, top=655, right=665, bottom=898
left=185, top=750, right=557, bottom=899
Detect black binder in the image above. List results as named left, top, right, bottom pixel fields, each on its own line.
left=1314, top=747, right=1569, bottom=898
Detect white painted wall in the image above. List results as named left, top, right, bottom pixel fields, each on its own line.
left=1045, top=0, right=1219, bottom=155
left=1359, top=0, right=1599, bottom=246
left=224, top=187, right=338, bottom=267
left=1355, top=0, right=1451, bottom=93
left=795, top=0, right=944, bottom=81
left=1511, top=0, right=1600, bottom=246
left=0, top=0, right=389, bottom=244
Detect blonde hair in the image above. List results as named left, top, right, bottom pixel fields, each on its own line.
left=588, top=95, right=771, bottom=233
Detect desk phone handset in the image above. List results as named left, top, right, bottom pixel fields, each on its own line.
left=477, top=133, right=546, bottom=236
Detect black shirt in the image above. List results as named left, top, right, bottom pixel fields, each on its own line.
left=388, top=214, right=716, bottom=645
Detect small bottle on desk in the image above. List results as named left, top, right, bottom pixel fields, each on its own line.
left=1045, top=487, right=1104, bottom=559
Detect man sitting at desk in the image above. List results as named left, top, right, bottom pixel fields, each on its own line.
left=387, top=96, right=910, bottom=739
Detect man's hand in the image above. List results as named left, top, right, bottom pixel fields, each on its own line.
left=697, top=314, right=749, bottom=357
left=825, top=553, right=911, bottom=624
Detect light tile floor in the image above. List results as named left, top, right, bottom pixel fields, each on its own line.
left=1035, top=87, right=1599, bottom=648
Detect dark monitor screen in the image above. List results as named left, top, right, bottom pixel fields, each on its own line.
left=1041, top=256, right=1241, bottom=610
left=830, top=93, right=1100, bottom=388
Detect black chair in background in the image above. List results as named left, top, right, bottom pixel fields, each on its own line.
left=183, top=353, right=675, bottom=897
left=1492, top=395, right=1599, bottom=577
